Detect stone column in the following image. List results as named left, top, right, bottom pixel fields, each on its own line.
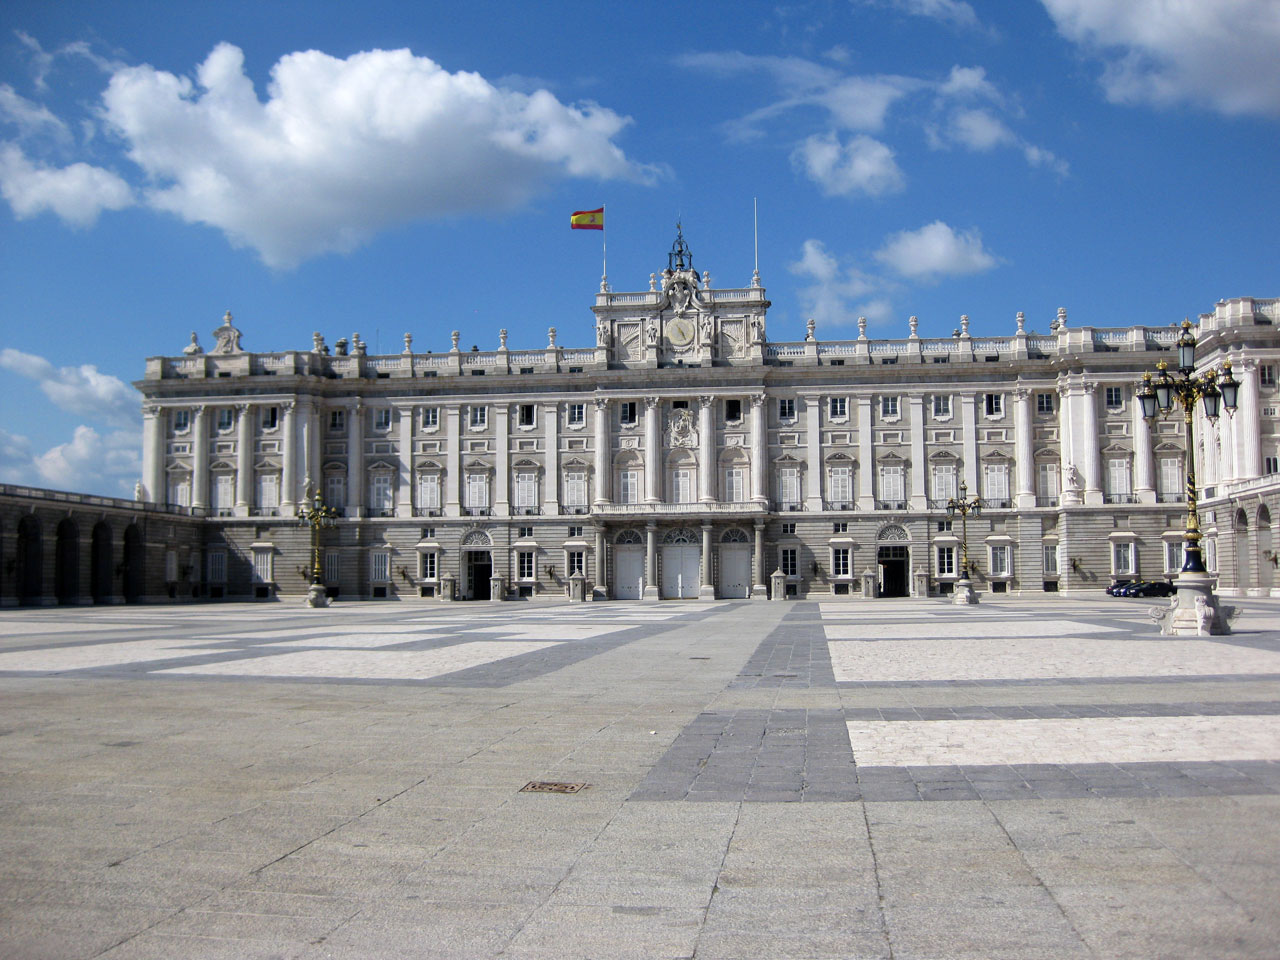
left=805, top=394, right=823, bottom=511
left=281, top=401, right=298, bottom=515
left=298, top=398, right=319, bottom=497
left=395, top=404, right=414, bottom=517
left=347, top=400, right=364, bottom=517
left=1013, top=388, right=1035, bottom=508
left=644, top=397, right=661, bottom=503
left=593, top=398, right=611, bottom=505
left=752, top=518, right=767, bottom=597
left=594, top=525, right=607, bottom=598
left=444, top=404, right=461, bottom=517
left=1132, top=392, right=1155, bottom=503
left=494, top=404, right=510, bottom=516
left=1080, top=383, right=1102, bottom=505
left=141, top=405, right=164, bottom=504
left=698, top=396, right=715, bottom=503
left=961, top=394, right=979, bottom=493
left=700, top=522, right=715, bottom=599
left=750, top=393, right=768, bottom=503
left=543, top=401, right=560, bottom=514
left=644, top=522, right=659, bottom=600
left=1238, top=360, right=1262, bottom=480
left=235, top=403, right=253, bottom=516
left=191, top=405, right=209, bottom=513
left=857, top=396, right=874, bottom=511
left=909, top=395, right=927, bottom=510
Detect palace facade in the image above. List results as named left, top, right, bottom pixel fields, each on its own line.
left=4, top=234, right=1278, bottom=605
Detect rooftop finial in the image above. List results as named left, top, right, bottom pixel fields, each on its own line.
left=668, top=221, right=693, bottom=273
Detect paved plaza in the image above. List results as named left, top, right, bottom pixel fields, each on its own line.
left=1, top=596, right=1279, bottom=959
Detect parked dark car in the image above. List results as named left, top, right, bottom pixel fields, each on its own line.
left=1129, top=580, right=1174, bottom=598
left=1106, top=581, right=1132, bottom=596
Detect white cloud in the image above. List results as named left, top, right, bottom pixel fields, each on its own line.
left=0, top=143, right=134, bottom=226
left=0, top=348, right=139, bottom=427
left=946, top=108, right=1016, bottom=151
left=0, top=84, right=70, bottom=142
left=789, top=238, right=885, bottom=326
left=32, top=425, right=140, bottom=496
left=0, top=428, right=35, bottom=483
left=98, top=43, right=658, bottom=267
left=927, top=71, right=1069, bottom=176
left=791, top=132, right=905, bottom=197
left=881, top=0, right=981, bottom=30
left=874, top=220, right=999, bottom=280
left=1042, top=0, right=1280, bottom=116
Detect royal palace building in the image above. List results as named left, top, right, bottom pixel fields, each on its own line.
left=4, top=233, right=1279, bottom=605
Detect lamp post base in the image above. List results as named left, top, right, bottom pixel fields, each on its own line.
left=305, top=583, right=330, bottom=608
left=952, top=578, right=979, bottom=605
left=1153, top=571, right=1233, bottom=635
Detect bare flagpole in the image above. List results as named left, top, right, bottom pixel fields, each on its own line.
left=752, top=197, right=760, bottom=287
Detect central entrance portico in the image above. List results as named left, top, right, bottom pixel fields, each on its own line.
left=660, top=527, right=700, bottom=599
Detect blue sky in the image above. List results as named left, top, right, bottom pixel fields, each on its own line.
left=2, top=0, right=1278, bottom=496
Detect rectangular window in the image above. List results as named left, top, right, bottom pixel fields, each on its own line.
left=880, top=396, right=899, bottom=418
left=324, top=550, right=341, bottom=584
left=1036, top=393, right=1054, bottom=415
left=369, top=474, right=393, bottom=513
left=374, top=408, right=392, bottom=431
left=208, top=549, right=227, bottom=583
left=466, top=474, right=488, bottom=509
left=567, top=550, right=585, bottom=576
left=514, top=472, right=538, bottom=508
left=369, top=551, right=390, bottom=583
left=212, top=474, right=234, bottom=515
left=169, top=478, right=191, bottom=507
left=420, top=551, right=437, bottom=580
left=1113, top=542, right=1133, bottom=575
left=832, top=547, right=850, bottom=578
left=932, top=395, right=951, bottom=418
left=1105, top=386, right=1124, bottom=408
left=518, top=551, right=534, bottom=580
left=778, top=398, right=795, bottom=420
left=1043, top=544, right=1058, bottom=575
left=828, top=465, right=852, bottom=504
left=252, top=547, right=273, bottom=584
left=1159, top=457, right=1182, bottom=496
left=879, top=464, right=904, bottom=503
left=217, top=408, right=234, bottom=432
left=673, top=468, right=694, bottom=504
left=422, top=407, right=439, bottom=429
left=329, top=409, right=345, bottom=432
left=257, top=474, right=280, bottom=513
left=984, top=393, right=1003, bottom=417
left=1107, top=458, right=1132, bottom=496
left=832, top=521, right=848, bottom=533
left=1206, top=537, right=1218, bottom=572
left=829, top=397, right=847, bottom=419
left=1263, top=455, right=1278, bottom=476
left=937, top=546, right=955, bottom=576
left=780, top=547, right=797, bottom=578
left=1037, top=462, right=1059, bottom=501
left=262, top=406, right=279, bottom=430
left=1260, top=364, right=1276, bottom=387
left=1166, top=540, right=1184, bottom=573
left=165, top=549, right=178, bottom=582
left=567, top=403, right=585, bottom=426
left=469, top=405, right=487, bottom=428
left=932, top=463, right=957, bottom=501
left=567, top=525, right=584, bottom=538
left=937, top=520, right=953, bottom=532
left=518, top=404, right=536, bottom=427
left=725, top=398, right=742, bottom=421
left=619, top=402, right=637, bottom=425
left=173, top=409, right=190, bottom=432
left=564, top=471, right=588, bottom=506
left=780, top=522, right=796, bottom=535
left=513, top=526, right=533, bottom=540
left=325, top=475, right=346, bottom=511
left=779, top=467, right=800, bottom=505
left=983, top=463, right=1009, bottom=503
left=725, top=467, right=746, bottom=503
left=990, top=544, right=1010, bottom=576
left=417, top=474, right=440, bottom=509
left=620, top=469, right=640, bottom=504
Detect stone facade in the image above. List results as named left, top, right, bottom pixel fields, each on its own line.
left=4, top=238, right=1278, bottom=604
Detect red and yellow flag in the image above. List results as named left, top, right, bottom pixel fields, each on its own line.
left=570, top=207, right=604, bottom=230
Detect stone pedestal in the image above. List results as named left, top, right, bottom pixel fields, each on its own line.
left=438, top=573, right=456, bottom=601
left=489, top=575, right=505, bottom=601
left=1157, top=571, right=1232, bottom=635
left=567, top=571, right=587, bottom=603
left=952, top=578, right=978, bottom=605
left=770, top=568, right=787, bottom=601
left=912, top=567, right=929, bottom=598
left=860, top=570, right=877, bottom=599
left=305, top=583, right=330, bottom=608
left=642, top=583, right=660, bottom=601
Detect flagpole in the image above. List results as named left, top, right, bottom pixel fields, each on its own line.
left=601, top=204, right=608, bottom=292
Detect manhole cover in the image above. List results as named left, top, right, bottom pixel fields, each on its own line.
left=520, top=781, right=588, bottom=794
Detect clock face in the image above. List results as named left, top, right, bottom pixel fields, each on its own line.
left=667, top=317, right=694, bottom=347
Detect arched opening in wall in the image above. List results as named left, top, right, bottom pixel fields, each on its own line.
left=17, top=515, right=42, bottom=605
left=123, top=524, right=144, bottom=603
left=660, top=527, right=700, bottom=599
left=1235, top=509, right=1250, bottom=593
left=876, top=524, right=910, bottom=598
left=55, top=519, right=79, bottom=605
left=718, top=528, right=751, bottom=599
left=460, top=530, right=492, bottom=600
left=1259, top=506, right=1274, bottom=593
left=612, top=529, right=644, bottom=600
left=91, top=522, right=113, bottom=603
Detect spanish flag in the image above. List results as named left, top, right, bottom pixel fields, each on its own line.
left=570, top=207, right=604, bottom=230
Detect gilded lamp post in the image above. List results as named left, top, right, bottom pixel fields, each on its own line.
left=299, top=484, right=339, bottom=607
left=946, top=479, right=982, bottom=604
left=1136, top=319, right=1238, bottom=633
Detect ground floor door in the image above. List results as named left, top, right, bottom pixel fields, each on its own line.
left=878, top=545, right=909, bottom=598
left=614, top=547, right=644, bottom=599
left=467, top=551, right=492, bottom=600
left=719, top=545, right=750, bottom=599
left=661, top=545, right=700, bottom=599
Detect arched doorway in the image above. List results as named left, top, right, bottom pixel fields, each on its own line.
left=55, top=518, right=79, bottom=605
left=1259, top=506, right=1274, bottom=594
left=16, top=515, right=42, bottom=605
left=123, top=524, right=144, bottom=603
left=1235, top=510, right=1250, bottom=595
left=460, top=530, right=492, bottom=600
left=661, top=527, right=700, bottom=599
left=719, top=528, right=751, bottom=599
left=91, top=522, right=113, bottom=603
left=613, top=529, right=644, bottom=600
left=876, top=524, right=910, bottom=598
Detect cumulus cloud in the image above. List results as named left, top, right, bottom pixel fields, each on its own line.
left=790, top=238, right=890, bottom=326
left=0, top=84, right=70, bottom=142
left=1042, top=0, right=1280, bottom=116
left=0, top=348, right=139, bottom=427
left=861, top=0, right=982, bottom=30
left=874, top=221, right=999, bottom=280
left=32, top=426, right=140, bottom=495
left=96, top=43, right=658, bottom=267
left=0, top=143, right=134, bottom=226
left=791, top=132, right=905, bottom=197
left=0, top=428, right=35, bottom=483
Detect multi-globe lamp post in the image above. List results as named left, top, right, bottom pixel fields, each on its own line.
left=1136, top=319, right=1238, bottom=634
left=299, top=485, right=339, bottom=608
left=947, top=479, right=983, bottom=605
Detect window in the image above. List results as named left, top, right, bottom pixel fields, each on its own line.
left=983, top=463, right=1009, bottom=503
left=779, top=467, right=800, bottom=506
left=567, top=403, right=585, bottom=426
left=369, top=474, right=393, bottom=514
left=1107, top=458, right=1132, bottom=497
left=619, top=402, right=637, bottom=425
left=252, top=547, right=273, bottom=584
left=673, top=468, right=694, bottom=504
left=420, top=551, right=437, bottom=580
left=165, top=549, right=178, bottom=582
left=1037, top=462, right=1059, bottom=502
left=778, top=398, right=795, bottom=420
left=671, top=400, right=688, bottom=410
left=567, top=550, right=585, bottom=576
left=780, top=547, right=797, bottom=578
left=466, top=474, right=489, bottom=509
left=257, top=474, right=280, bottom=514
left=369, top=551, right=390, bottom=583
left=568, top=525, right=584, bottom=538
left=329, top=409, right=345, bottom=432
left=932, top=463, right=957, bottom=501
left=422, top=407, right=438, bottom=429
left=620, top=469, right=640, bottom=504
left=1159, top=457, right=1183, bottom=497
left=216, top=408, right=234, bottom=432
left=937, top=546, right=955, bottom=576
left=878, top=463, right=904, bottom=503
left=208, top=549, right=227, bottom=583
left=469, top=405, right=487, bottom=428
left=932, top=395, right=951, bottom=418
left=417, top=474, right=440, bottom=510
left=212, top=474, right=235, bottom=516
left=780, top=522, right=796, bottom=535
left=373, top=408, right=392, bottom=432
left=326, top=475, right=346, bottom=511
left=1043, top=544, right=1058, bottom=575
left=725, top=467, right=746, bottom=503
left=881, top=396, right=899, bottom=418
left=1206, top=538, right=1218, bottom=572
left=518, top=404, right=536, bottom=427
left=832, top=547, right=850, bottom=577
left=1264, top=456, right=1278, bottom=475
left=1105, top=386, right=1124, bottom=409
left=1036, top=393, right=1054, bottom=415
left=514, top=472, right=538, bottom=509
left=828, top=465, right=852, bottom=504
left=832, top=521, right=848, bottom=533
left=1113, top=541, right=1133, bottom=575
left=1166, top=540, right=1184, bottom=573
left=829, top=397, right=847, bottom=419
left=324, top=550, right=341, bottom=584
left=173, top=409, right=190, bottom=432
left=1261, top=364, right=1276, bottom=387
left=517, top=526, right=534, bottom=539
left=168, top=477, right=191, bottom=507
left=262, top=406, right=279, bottom=430
left=725, top=398, right=742, bottom=421
left=936, top=520, right=952, bottom=533
left=564, top=471, right=588, bottom=507
left=517, top=551, right=535, bottom=580
left=984, top=393, right=1003, bottom=417
left=990, top=544, right=1010, bottom=576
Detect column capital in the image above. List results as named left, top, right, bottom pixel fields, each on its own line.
left=750, top=392, right=766, bottom=408
left=235, top=402, right=252, bottom=414
left=699, top=395, right=714, bottom=408
left=594, top=397, right=609, bottom=411
left=645, top=396, right=660, bottom=411
left=1012, top=387, right=1030, bottom=401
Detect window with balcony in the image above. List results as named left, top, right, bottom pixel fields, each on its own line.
left=257, top=474, right=280, bottom=515
left=325, top=475, right=346, bottom=512
left=564, top=471, right=588, bottom=507
left=620, top=469, right=640, bottom=504
left=466, top=473, right=489, bottom=510
left=369, top=474, right=393, bottom=515
left=1106, top=458, right=1132, bottom=501
left=1037, top=462, right=1059, bottom=504
left=416, top=474, right=440, bottom=512
left=878, top=463, right=904, bottom=507
left=673, top=468, right=694, bottom=504
left=828, top=465, right=852, bottom=505
left=168, top=477, right=191, bottom=508
left=212, top=474, right=234, bottom=516
left=514, top=472, right=538, bottom=510
left=725, top=467, right=746, bottom=503
left=932, top=463, right=957, bottom=502
left=983, top=463, right=1009, bottom=505
left=1158, top=457, right=1183, bottom=500
left=779, top=467, right=800, bottom=508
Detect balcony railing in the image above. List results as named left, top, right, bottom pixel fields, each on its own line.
left=875, top=500, right=907, bottom=511
left=774, top=500, right=806, bottom=512
left=561, top=505, right=591, bottom=515
left=1035, top=496, right=1059, bottom=507
left=1103, top=494, right=1138, bottom=504
left=824, top=501, right=856, bottom=512
left=413, top=507, right=442, bottom=517
left=465, top=506, right=491, bottom=516
left=513, top=505, right=542, bottom=516
left=1155, top=493, right=1186, bottom=503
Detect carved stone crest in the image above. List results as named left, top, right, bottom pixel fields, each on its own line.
left=667, top=410, right=698, bottom=448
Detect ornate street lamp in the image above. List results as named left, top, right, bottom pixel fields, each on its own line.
left=299, top=483, right=339, bottom=607
left=1135, top=319, right=1237, bottom=633
left=946, top=479, right=983, bottom=604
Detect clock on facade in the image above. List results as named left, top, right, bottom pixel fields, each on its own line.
left=666, top=317, right=694, bottom=347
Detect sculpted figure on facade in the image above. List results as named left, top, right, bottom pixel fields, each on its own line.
left=183, top=332, right=203, bottom=355
left=668, top=409, right=697, bottom=448
left=211, top=311, right=242, bottom=354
